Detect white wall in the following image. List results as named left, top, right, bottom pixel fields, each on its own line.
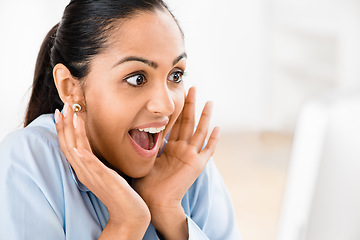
left=169, top=0, right=268, bottom=131
left=1, top=0, right=360, bottom=141
left=267, top=0, right=360, bottom=131
left=0, top=1, right=69, bottom=140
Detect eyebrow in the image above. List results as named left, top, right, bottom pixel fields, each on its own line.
left=113, top=52, right=187, bottom=69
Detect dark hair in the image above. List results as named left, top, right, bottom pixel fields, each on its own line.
left=24, top=0, right=181, bottom=126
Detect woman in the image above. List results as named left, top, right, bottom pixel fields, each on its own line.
left=0, top=0, right=241, bottom=239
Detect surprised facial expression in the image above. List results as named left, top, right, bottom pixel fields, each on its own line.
left=81, top=9, right=186, bottom=178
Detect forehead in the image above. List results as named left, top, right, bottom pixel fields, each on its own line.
left=103, top=9, right=185, bottom=61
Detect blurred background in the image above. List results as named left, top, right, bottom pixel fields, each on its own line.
left=1, top=0, right=360, bottom=239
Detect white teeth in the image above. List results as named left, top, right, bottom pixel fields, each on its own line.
left=138, top=126, right=165, bottom=134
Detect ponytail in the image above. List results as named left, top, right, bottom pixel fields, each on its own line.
left=24, top=23, right=63, bottom=126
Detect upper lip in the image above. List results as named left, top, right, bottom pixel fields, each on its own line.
left=132, top=120, right=169, bottom=130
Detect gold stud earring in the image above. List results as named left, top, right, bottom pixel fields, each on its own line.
left=72, top=103, right=82, bottom=113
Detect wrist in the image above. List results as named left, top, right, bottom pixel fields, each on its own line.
left=150, top=205, right=188, bottom=240
left=99, top=218, right=150, bottom=240
left=107, top=200, right=151, bottom=226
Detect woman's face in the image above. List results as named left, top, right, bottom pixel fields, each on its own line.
left=81, top=9, right=186, bottom=178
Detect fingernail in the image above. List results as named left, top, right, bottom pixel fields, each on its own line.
left=55, top=109, right=60, bottom=123
left=63, top=103, right=69, bottom=117
left=73, top=113, right=78, bottom=129
left=73, top=148, right=83, bottom=158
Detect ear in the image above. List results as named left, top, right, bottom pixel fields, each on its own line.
left=53, top=63, right=85, bottom=110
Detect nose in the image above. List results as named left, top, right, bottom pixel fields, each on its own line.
left=146, top=83, right=175, bottom=116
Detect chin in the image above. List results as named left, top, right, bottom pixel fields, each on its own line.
left=125, top=164, right=154, bottom=179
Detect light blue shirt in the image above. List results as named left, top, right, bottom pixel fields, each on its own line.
left=0, top=114, right=241, bottom=239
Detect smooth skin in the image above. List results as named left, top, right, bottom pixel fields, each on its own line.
left=53, top=9, right=220, bottom=240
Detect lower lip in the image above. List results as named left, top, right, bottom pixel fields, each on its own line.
left=128, top=132, right=161, bottom=159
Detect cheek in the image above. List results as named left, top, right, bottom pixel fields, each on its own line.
left=171, top=85, right=185, bottom=114
left=174, top=91, right=185, bottom=116
left=165, top=87, right=185, bottom=135
left=83, top=84, right=131, bottom=154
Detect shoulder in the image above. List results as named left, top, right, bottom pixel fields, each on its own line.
left=0, top=114, right=66, bottom=189
left=0, top=114, right=74, bottom=238
left=0, top=114, right=60, bottom=160
left=0, top=114, right=59, bottom=148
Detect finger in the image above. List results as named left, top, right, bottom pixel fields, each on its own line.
left=73, top=148, right=104, bottom=178
left=168, top=109, right=183, bottom=141
left=190, top=101, right=213, bottom=152
left=62, top=103, right=77, bottom=151
left=179, top=87, right=196, bottom=142
left=69, top=147, right=110, bottom=189
left=55, top=109, right=81, bottom=170
left=199, top=126, right=220, bottom=162
left=74, top=148, right=133, bottom=206
left=69, top=147, right=101, bottom=190
left=73, top=113, right=92, bottom=151
left=76, top=148, right=109, bottom=174
left=75, top=148, right=126, bottom=189
left=55, top=109, right=68, bottom=155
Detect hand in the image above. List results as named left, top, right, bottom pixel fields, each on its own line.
left=55, top=104, right=150, bottom=239
left=133, top=87, right=220, bottom=239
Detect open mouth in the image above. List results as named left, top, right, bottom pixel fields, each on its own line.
left=128, top=126, right=164, bottom=151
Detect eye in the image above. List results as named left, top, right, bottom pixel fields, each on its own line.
left=168, top=71, right=184, bottom=83
left=125, top=74, right=147, bottom=87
